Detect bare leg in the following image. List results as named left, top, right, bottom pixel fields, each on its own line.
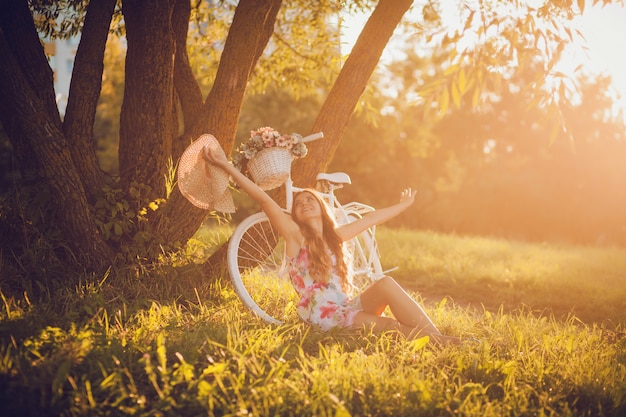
left=351, top=311, right=415, bottom=337
left=351, top=310, right=461, bottom=344
left=358, top=276, right=441, bottom=336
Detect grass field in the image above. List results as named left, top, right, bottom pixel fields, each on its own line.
left=378, top=228, right=626, bottom=324
left=1, top=226, right=625, bottom=416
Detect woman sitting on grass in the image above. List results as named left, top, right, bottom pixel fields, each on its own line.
left=203, top=146, right=459, bottom=344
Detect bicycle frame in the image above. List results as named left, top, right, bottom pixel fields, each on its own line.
left=280, top=131, right=386, bottom=281
left=226, top=131, right=391, bottom=325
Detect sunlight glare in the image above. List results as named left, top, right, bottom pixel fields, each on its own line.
left=576, top=3, right=626, bottom=120
left=340, top=2, right=626, bottom=121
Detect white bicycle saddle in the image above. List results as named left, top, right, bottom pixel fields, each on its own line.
left=316, top=172, right=351, bottom=185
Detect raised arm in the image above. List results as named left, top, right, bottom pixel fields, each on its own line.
left=336, top=188, right=416, bottom=242
left=202, top=146, right=301, bottom=245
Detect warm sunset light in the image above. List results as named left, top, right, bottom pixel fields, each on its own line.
left=568, top=3, right=626, bottom=120
left=4, top=3, right=626, bottom=415
left=337, top=2, right=626, bottom=248
left=341, top=2, right=626, bottom=120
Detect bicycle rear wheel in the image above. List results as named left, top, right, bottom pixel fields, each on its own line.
left=227, top=212, right=299, bottom=324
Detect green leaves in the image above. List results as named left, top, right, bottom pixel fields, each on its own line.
left=90, top=182, right=171, bottom=260
left=414, top=0, right=586, bottom=129
left=30, top=0, right=91, bottom=39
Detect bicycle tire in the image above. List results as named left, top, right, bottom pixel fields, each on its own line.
left=228, top=210, right=385, bottom=325
left=227, top=212, right=298, bottom=325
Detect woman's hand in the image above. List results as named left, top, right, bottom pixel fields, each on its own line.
left=202, top=144, right=229, bottom=169
left=399, top=187, right=416, bottom=206
left=337, top=187, right=417, bottom=242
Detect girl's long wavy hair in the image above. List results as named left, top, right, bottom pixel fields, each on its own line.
left=291, top=189, right=352, bottom=292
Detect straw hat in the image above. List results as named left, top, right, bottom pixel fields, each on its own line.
left=177, top=134, right=235, bottom=213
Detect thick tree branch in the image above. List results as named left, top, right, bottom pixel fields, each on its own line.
left=202, top=1, right=413, bottom=277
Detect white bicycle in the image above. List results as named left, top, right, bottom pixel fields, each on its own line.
left=226, top=132, right=393, bottom=324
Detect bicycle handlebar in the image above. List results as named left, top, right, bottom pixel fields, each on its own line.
left=301, top=132, right=324, bottom=143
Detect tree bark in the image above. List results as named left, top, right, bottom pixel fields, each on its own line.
left=0, top=20, right=113, bottom=269
left=172, top=0, right=204, bottom=160
left=294, top=0, right=414, bottom=187
left=155, top=0, right=283, bottom=245
left=63, top=0, right=117, bottom=196
left=0, top=0, right=413, bottom=275
left=202, top=0, right=283, bottom=151
left=119, top=0, right=177, bottom=199
left=203, top=0, right=414, bottom=277
left=0, top=0, right=61, bottom=179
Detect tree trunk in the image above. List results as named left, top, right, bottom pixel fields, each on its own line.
left=0, top=0, right=61, bottom=179
left=0, top=2, right=113, bottom=269
left=202, top=0, right=283, bottom=149
left=0, top=0, right=413, bottom=275
left=172, top=0, right=204, bottom=151
left=294, top=0, right=415, bottom=187
left=154, top=0, right=283, bottom=245
left=203, top=0, right=415, bottom=277
left=62, top=0, right=117, bottom=196
left=119, top=0, right=177, bottom=199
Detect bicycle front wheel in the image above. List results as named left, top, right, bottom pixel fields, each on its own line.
left=227, top=212, right=299, bottom=325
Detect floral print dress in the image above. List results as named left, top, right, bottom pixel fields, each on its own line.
left=287, top=245, right=362, bottom=331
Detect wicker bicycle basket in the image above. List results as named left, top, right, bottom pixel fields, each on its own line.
left=247, top=147, right=293, bottom=190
